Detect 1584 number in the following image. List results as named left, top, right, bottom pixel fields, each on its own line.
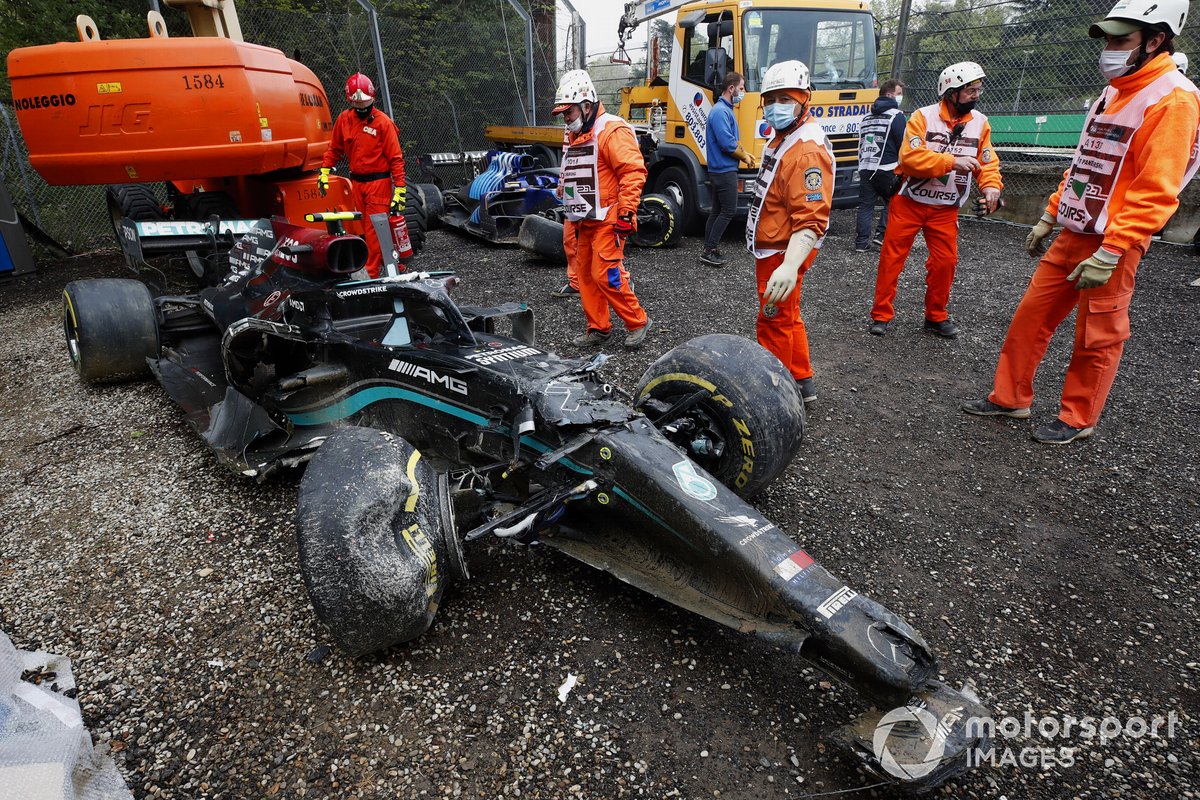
left=182, top=74, right=226, bottom=90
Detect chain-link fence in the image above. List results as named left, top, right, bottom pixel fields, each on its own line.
left=4, top=0, right=1199, bottom=255
left=877, top=0, right=1200, bottom=219
left=1, top=0, right=555, bottom=255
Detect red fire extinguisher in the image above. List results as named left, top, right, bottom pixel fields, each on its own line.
left=389, top=214, right=413, bottom=269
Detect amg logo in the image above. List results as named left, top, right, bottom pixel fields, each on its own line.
left=389, top=359, right=468, bottom=395
left=466, top=345, right=541, bottom=365
left=816, top=586, right=858, bottom=619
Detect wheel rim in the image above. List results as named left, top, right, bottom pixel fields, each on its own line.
left=646, top=396, right=731, bottom=477
left=662, top=182, right=685, bottom=208
left=634, top=204, right=669, bottom=245
left=63, top=296, right=83, bottom=372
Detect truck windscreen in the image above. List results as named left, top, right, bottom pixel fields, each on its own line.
left=742, top=10, right=877, bottom=91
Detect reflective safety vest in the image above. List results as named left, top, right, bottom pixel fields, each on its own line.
left=1058, top=71, right=1200, bottom=235
left=560, top=113, right=629, bottom=222
left=746, top=120, right=834, bottom=258
left=899, top=106, right=987, bottom=208
left=858, top=108, right=902, bottom=172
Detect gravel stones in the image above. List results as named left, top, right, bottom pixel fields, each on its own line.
left=0, top=212, right=1196, bottom=798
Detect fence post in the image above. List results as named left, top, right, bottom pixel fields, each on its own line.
left=354, top=0, right=393, bottom=120
left=560, top=0, right=587, bottom=70
left=892, top=0, right=913, bottom=82
left=503, top=0, right=537, bottom=125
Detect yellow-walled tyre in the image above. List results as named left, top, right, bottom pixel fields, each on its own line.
left=631, top=192, right=682, bottom=248
left=297, top=427, right=466, bottom=657
left=636, top=334, right=804, bottom=497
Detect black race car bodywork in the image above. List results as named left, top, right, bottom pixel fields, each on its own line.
left=63, top=217, right=991, bottom=791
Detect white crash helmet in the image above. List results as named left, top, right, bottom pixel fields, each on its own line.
left=761, top=60, right=812, bottom=94
left=938, top=62, right=986, bottom=96
left=1174, top=52, right=1189, bottom=72
left=552, top=69, right=597, bottom=113
left=1089, top=0, right=1189, bottom=37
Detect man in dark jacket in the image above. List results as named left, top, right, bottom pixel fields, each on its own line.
left=854, top=79, right=905, bottom=252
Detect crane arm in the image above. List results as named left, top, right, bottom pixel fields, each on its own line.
left=614, top=0, right=693, bottom=62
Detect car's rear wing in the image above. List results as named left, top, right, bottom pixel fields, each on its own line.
left=118, top=216, right=264, bottom=271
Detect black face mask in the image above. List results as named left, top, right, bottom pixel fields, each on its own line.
left=953, top=96, right=977, bottom=116
left=353, top=105, right=373, bottom=119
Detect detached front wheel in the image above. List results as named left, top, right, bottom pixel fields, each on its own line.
left=636, top=334, right=804, bottom=497
left=297, top=427, right=467, bottom=656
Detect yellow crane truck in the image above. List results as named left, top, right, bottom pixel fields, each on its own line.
left=485, top=0, right=882, bottom=231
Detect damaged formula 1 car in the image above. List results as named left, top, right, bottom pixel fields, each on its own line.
left=417, top=149, right=682, bottom=262
left=62, top=214, right=990, bottom=790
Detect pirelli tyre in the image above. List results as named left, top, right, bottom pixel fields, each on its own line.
left=413, top=183, right=444, bottom=230
left=62, top=278, right=159, bottom=383
left=105, top=183, right=162, bottom=244
left=631, top=192, right=682, bottom=248
left=518, top=213, right=567, bottom=265
left=297, top=427, right=467, bottom=656
left=652, top=165, right=699, bottom=233
left=635, top=334, right=805, bottom=497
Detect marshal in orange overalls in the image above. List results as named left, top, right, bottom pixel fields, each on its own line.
left=872, top=100, right=1002, bottom=324
left=560, top=103, right=649, bottom=336
left=322, top=107, right=406, bottom=278
left=987, top=53, right=1200, bottom=429
left=745, top=113, right=833, bottom=381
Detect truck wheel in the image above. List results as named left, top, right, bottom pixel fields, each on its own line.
left=653, top=165, right=699, bottom=233
left=297, top=427, right=466, bottom=657
left=631, top=192, right=683, bottom=248
left=106, top=184, right=162, bottom=244
left=518, top=213, right=566, bottom=265
left=635, top=334, right=804, bottom=497
left=414, top=183, right=444, bottom=229
left=62, top=279, right=159, bottom=383
left=180, top=192, right=240, bottom=285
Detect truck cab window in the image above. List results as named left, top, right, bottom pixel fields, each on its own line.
left=683, top=13, right=734, bottom=90
left=742, top=10, right=876, bottom=91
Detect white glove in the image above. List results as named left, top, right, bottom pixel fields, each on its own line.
left=1025, top=212, right=1056, bottom=258
left=763, top=229, right=818, bottom=305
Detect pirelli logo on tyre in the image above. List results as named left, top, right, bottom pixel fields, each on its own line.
left=401, top=523, right=439, bottom=602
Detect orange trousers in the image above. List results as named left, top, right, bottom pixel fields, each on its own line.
left=565, top=220, right=648, bottom=333
left=989, top=229, right=1145, bottom=429
left=872, top=194, right=960, bottom=323
left=352, top=178, right=392, bottom=278
left=562, top=221, right=580, bottom=290
left=755, top=250, right=818, bottom=381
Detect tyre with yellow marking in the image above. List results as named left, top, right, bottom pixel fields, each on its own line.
left=635, top=334, right=804, bottom=497
left=297, top=426, right=466, bottom=656
left=62, top=278, right=159, bottom=383
left=630, top=192, right=682, bottom=248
